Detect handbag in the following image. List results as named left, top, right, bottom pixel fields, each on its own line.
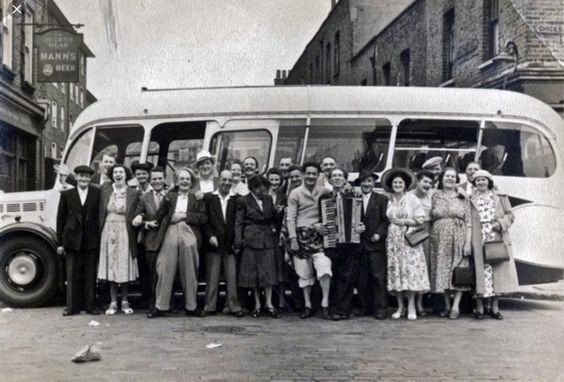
left=484, top=240, right=510, bottom=264
left=405, top=226, right=430, bottom=247
left=452, top=257, right=475, bottom=287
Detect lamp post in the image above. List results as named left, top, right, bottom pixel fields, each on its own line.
left=492, top=40, right=520, bottom=90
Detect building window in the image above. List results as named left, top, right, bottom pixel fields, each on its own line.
left=2, top=0, right=14, bottom=69
left=485, top=0, right=499, bottom=59
left=70, top=84, right=74, bottom=101
left=61, top=83, right=65, bottom=94
left=80, top=53, right=85, bottom=75
left=80, top=88, right=84, bottom=108
left=315, top=55, right=320, bottom=83
left=400, top=49, right=410, bottom=86
left=382, top=62, right=391, bottom=86
left=309, top=63, right=314, bottom=84
left=334, top=31, right=340, bottom=76
left=51, top=102, right=58, bottom=129
left=51, top=142, right=58, bottom=159
left=443, top=8, right=455, bottom=81
left=319, top=40, right=324, bottom=83
left=23, top=7, right=34, bottom=82
left=61, top=106, right=65, bottom=132
left=325, top=42, right=331, bottom=83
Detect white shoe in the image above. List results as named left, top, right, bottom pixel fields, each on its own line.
left=407, top=312, right=417, bottom=320
left=105, top=303, right=118, bottom=315
left=391, top=310, right=402, bottom=319
left=121, top=301, right=134, bottom=315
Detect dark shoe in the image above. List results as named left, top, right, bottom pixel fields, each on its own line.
left=185, top=308, right=202, bottom=317
left=374, top=311, right=387, bottom=320
left=489, top=311, right=503, bottom=320
left=147, top=309, right=166, bottom=319
left=352, top=308, right=366, bottom=317
left=438, top=309, right=449, bottom=318
left=251, top=308, right=261, bottom=318
left=331, top=313, right=349, bottom=321
left=321, top=307, right=331, bottom=320
left=300, top=307, right=313, bottom=319
left=86, top=309, right=100, bottom=315
left=231, top=311, right=245, bottom=318
left=417, top=309, right=427, bottom=317
left=474, top=312, right=485, bottom=320
left=62, top=309, right=76, bottom=317
left=199, top=310, right=216, bottom=317
left=266, top=306, right=281, bottom=319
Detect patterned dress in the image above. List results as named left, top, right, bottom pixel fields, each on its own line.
left=98, top=190, right=138, bottom=283
left=471, top=190, right=496, bottom=298
left=429, top=191, right=471, bottom=293
left=386, top=194, right=430, bottom=293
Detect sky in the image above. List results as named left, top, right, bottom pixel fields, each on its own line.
left=56, top=0, right=332, bottom=100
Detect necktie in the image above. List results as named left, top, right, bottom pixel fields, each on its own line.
left=156, top=193, right=162, bottom=206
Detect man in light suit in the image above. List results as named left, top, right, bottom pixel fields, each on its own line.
left=56, top=165, right=101, bottom=316
left=200, top=170, right=243, bottom=317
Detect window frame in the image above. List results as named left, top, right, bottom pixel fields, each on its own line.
left=443, top=8, right=455, bottom=81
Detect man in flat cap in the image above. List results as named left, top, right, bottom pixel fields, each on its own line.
left=422, top=156, right=444, bottom=186
left=131, top=161, right=154, bottom=194
left=56, top=165, right=101, bottom=316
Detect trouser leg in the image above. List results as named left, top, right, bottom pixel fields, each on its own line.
left=178, top=241, right=199, bottom=312
left=155, top=227, right=179, bottom=311
left=145, top=251, right=159, bottom=311
left=204, top=252, right=221, bottom=312
left=136, top=244, right=150, bottom=307
left=331, top=245, right=360, bottom=316
left=355, top=248, right=373, bottom=314
left=224, top=254, right=242, bottom=312
left=65, top=251, right=81, bottom=313
left=369, top=249, right=388, bottom=312
left=83, top=250, right=98, bottom=311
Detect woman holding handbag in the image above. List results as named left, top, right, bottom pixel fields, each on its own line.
left=383, top=168, right=430, bottom=321
left=429, top=168, right=472, bottom=320
left=470, top=170, right=518, bottom=320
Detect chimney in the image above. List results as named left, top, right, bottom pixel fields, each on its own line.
left=274, top=69, right=289, bottom=86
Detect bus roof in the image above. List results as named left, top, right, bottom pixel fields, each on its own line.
left=71, top=86, right=563, bottom=136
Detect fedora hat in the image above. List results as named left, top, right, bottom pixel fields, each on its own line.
left=196, top=150, right=216, bottom=165
left=131, top=161, right=154, bottom=173
left=381, top=168, right=416, bottom=193
left=353, top=169, right=380, bottom=186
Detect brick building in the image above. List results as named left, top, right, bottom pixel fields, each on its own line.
left=0, top=0, right=95, bottom=193
left=281, top=0, right=564, bottom=116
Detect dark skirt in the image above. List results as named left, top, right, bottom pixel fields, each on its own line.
left=273, top=246, right=287, bottom=283
left=238, top=247, right=278, bottom=288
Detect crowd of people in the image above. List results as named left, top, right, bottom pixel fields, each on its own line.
left=56, top=150, right=519, bottom=321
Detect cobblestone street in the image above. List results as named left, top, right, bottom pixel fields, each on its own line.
left=0, top=298, right=562, bottom=381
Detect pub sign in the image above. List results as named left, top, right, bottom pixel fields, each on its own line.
left=35, top=29, right=82, bottom=83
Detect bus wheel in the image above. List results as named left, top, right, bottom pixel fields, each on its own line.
left=0, top=236, right=58, bottom=307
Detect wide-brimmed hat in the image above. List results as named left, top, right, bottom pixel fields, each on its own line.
left=422, top=156, right=444, bottom=170
left=73, top=165, right=95, bottom=175
left=131, top=161, right=154, bottom=173
left=353, top=169, right=380, bottom=186
left=471, top=170, right=494, bottom=182
left=381, top=168, right=416, bottom=192
left=196, top=150, right=216, bottom=165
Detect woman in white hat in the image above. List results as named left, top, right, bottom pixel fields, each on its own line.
left=469, top=170, right=518, bottom=320
left=194, top=150, right=218, bottom=194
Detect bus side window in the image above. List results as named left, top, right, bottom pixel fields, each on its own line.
left=306, top=118, right=392, bottom=173
left=480, top=122, right=556, bottom=178
left=210, top=129, right=272, bottom=174
left=90, top=125, right=145, bottom=174
left=393, top=119, right=479, bottom=173
left=274, top=120, right=307, bottom=167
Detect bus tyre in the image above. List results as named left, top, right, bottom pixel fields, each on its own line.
left=0, top=236, right=58, bottom=307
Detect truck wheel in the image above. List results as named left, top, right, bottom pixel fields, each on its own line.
left=0, top=236, right=58, bottom=307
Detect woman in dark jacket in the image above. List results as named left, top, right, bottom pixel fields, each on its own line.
left=470, top=170, right=518, bottom=320
left=98, top=164, right=140, bottom=315
left=234, top=175, right=282, bottom=318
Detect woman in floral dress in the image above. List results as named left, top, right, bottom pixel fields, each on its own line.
left=429, top=168, right=472, bottom=319
left=470, top=170, right=518, bottom=320
left=98, top=164, right=140, bottom=315
left=383, top=168, right=430, bottom=320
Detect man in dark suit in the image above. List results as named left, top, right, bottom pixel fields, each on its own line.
left=200, top=170, right=243, bottom=317
left=357, top=170, right=389, bottom=319
left=56, top=165, right=101, bottom=316
left=132, top=166, right=169, bottom=317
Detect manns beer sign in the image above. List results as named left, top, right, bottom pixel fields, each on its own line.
left=35, top=29, right=83, bottom=83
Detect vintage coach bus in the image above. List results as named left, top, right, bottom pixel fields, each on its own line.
left=0, top=86, right=563, bottom=307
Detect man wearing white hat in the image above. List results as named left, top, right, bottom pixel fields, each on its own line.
left=422, top=156, right=444, bottom=186
left=195, top=150, right=219, bottom=194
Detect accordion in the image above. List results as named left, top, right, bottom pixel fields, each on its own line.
left=320, top=195, right=363, bottom=248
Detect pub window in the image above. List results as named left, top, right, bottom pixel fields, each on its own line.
left=61, top=83, right=65, bottom=94
left=2, top=0, right=13, bottom=69
left=334, top=31, right=340, bottom=76
left=80, top=88, right=84, bottom=108
left=382, top=62, right=391, bottom=86
left=400, top=49, right=410, bottom=86
left=51, top=101, right=58, bottom=129
left=485, top=0, right=499, bottom=59
left=51, top=142, right=58, bottom=159
left=70, top=84, right=75, bottom=101
left=23, top=7, right=34, bottom=82
left=60, top=106, right=65, bottom=132
left=443, top=8, right=455, bottom=81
